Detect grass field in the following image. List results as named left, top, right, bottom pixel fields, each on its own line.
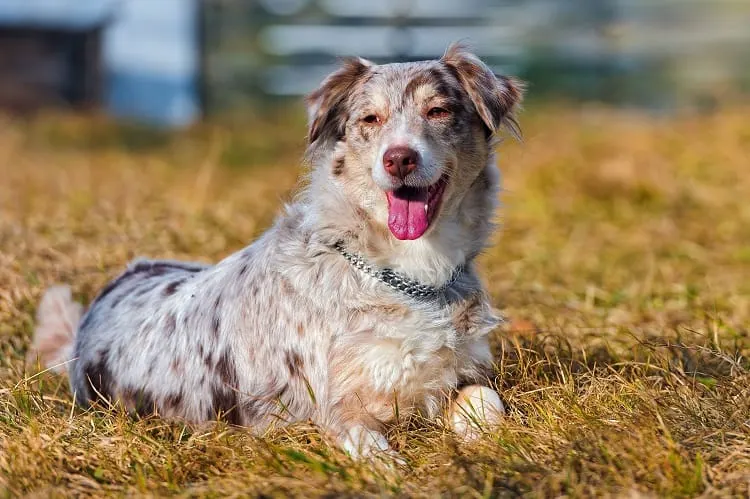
left=1, top=104, right=749, bottom=497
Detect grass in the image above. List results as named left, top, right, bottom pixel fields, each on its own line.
left=1, top=103, right=749, bottom=497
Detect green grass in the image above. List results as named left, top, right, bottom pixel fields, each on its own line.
left=1, top=104, right=749, bottom=497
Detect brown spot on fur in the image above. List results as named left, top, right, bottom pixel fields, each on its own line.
left=452, top=294, right=488, bottom=335
left=358, top=302, right=410, bottom=320
left=353, top=205, right=370, bottom=221
left=170, top=358, right=182, bottom=374
left=381, top=303, right=411, bottom=318
left=281, top=277, right=295, bottom=295
left=285, top=350, right=304, bottom=378
left=332, top=156, right=345, bottom=176
left=215, top=350, right=237, bottom=386
left=164, top=313, right=177, bottom=337
left=296, top=323, right=305, bottom=337
left=163, top=280, right=183, bottom=296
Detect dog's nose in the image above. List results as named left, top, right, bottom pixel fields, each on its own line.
left=382, top=146, right=419, bottom=179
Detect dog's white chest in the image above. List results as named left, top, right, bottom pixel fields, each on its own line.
left=355, top=319, right=458, bottom=394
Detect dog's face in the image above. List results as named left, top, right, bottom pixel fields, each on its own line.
left=307, top=44, right=522, bottom=241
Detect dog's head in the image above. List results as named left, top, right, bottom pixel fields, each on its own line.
left=306, top=44, right=523, bottom=242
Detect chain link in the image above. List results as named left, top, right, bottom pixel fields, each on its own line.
left=333, top=241, right=464, bottom=300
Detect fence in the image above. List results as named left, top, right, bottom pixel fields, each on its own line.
left=203, top=0, right=750, bottom=112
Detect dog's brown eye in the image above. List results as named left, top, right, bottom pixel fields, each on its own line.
left=362, top=114, right=381, bottom=125
left=427, top=107, right=450, bottom=119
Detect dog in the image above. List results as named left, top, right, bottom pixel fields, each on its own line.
left=29, top=44, right=523, bottom=460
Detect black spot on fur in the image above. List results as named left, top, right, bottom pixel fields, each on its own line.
left=211, top=296, right=221, bottom=339
left=207, top=351, right=241, bottom=424
left=238, top=264, right=248, bottom=277
left=285, top=351, right=304, bottom=378
left=92, top=260, right=204, bottom=309
left=131, top=260, right=203, bottom=277
left=121, top=387, right=156, bottom=417
left=83, top=350, right=113, bottom=404
left=134, top=283, right=154, bottom=297
left=110, top=290, right=128, bottom=309
left=77, top=311, right=93, bottom=332
left=203, top=352, right=213, bottom=369
left=94, top=278, right=126, bottom=306
left=211, top=385, right=241, bottom=425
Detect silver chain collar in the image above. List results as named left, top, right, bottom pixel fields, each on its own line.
left=333, top=241, right=465, bottom=301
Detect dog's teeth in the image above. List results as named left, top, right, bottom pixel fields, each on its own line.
left=424, top=203, right=429, bottom=213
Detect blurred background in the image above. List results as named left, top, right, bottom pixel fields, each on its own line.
left=1, top=0, right=749, bottom=127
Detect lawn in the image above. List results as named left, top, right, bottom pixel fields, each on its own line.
left=1, top=104, right=749, bottom=497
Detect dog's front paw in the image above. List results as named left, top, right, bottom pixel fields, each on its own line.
left=339, top=425, right=406, bottom=469
left=449, top=385, right=505, bottom=440
left=340, top=424, right=390, bottom=457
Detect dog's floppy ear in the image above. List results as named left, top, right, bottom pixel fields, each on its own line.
left=442, top=43, right=524, bottom=139
left=306, top=57, right=373, bottom=145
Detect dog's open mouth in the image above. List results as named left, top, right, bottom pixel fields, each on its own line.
left=385, top=175, right=448, bottom=240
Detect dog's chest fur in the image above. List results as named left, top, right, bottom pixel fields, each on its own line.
left=319, top=276, right=497, bottom=422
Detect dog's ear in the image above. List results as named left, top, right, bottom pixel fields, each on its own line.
left=442, top=43, right=524, bottom=139
left=306, top=57, right=373, bottom=145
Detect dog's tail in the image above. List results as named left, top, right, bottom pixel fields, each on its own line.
left=27, top=286, right=83, bottom=374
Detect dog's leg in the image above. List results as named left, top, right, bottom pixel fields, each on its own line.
left=448, top=384, right=505, bottom=440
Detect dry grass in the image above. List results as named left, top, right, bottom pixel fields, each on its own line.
left=1, top=104, right=749, bottom=497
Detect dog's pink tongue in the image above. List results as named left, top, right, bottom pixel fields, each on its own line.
left=386, top=190, right=429, bottom=240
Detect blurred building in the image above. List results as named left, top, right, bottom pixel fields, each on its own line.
left=0, top=0, right=202, bottom=127
left=0, top=0, right=113, bottom=112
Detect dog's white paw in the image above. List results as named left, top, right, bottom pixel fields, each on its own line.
left=339, top=424, right=407, bottom=470
left=340, top=425, right=390, bottom=458
left=449, top=385, right=505, bottom=440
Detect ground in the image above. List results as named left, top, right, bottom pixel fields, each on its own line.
left=0, top=105, right=749, bottom=497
